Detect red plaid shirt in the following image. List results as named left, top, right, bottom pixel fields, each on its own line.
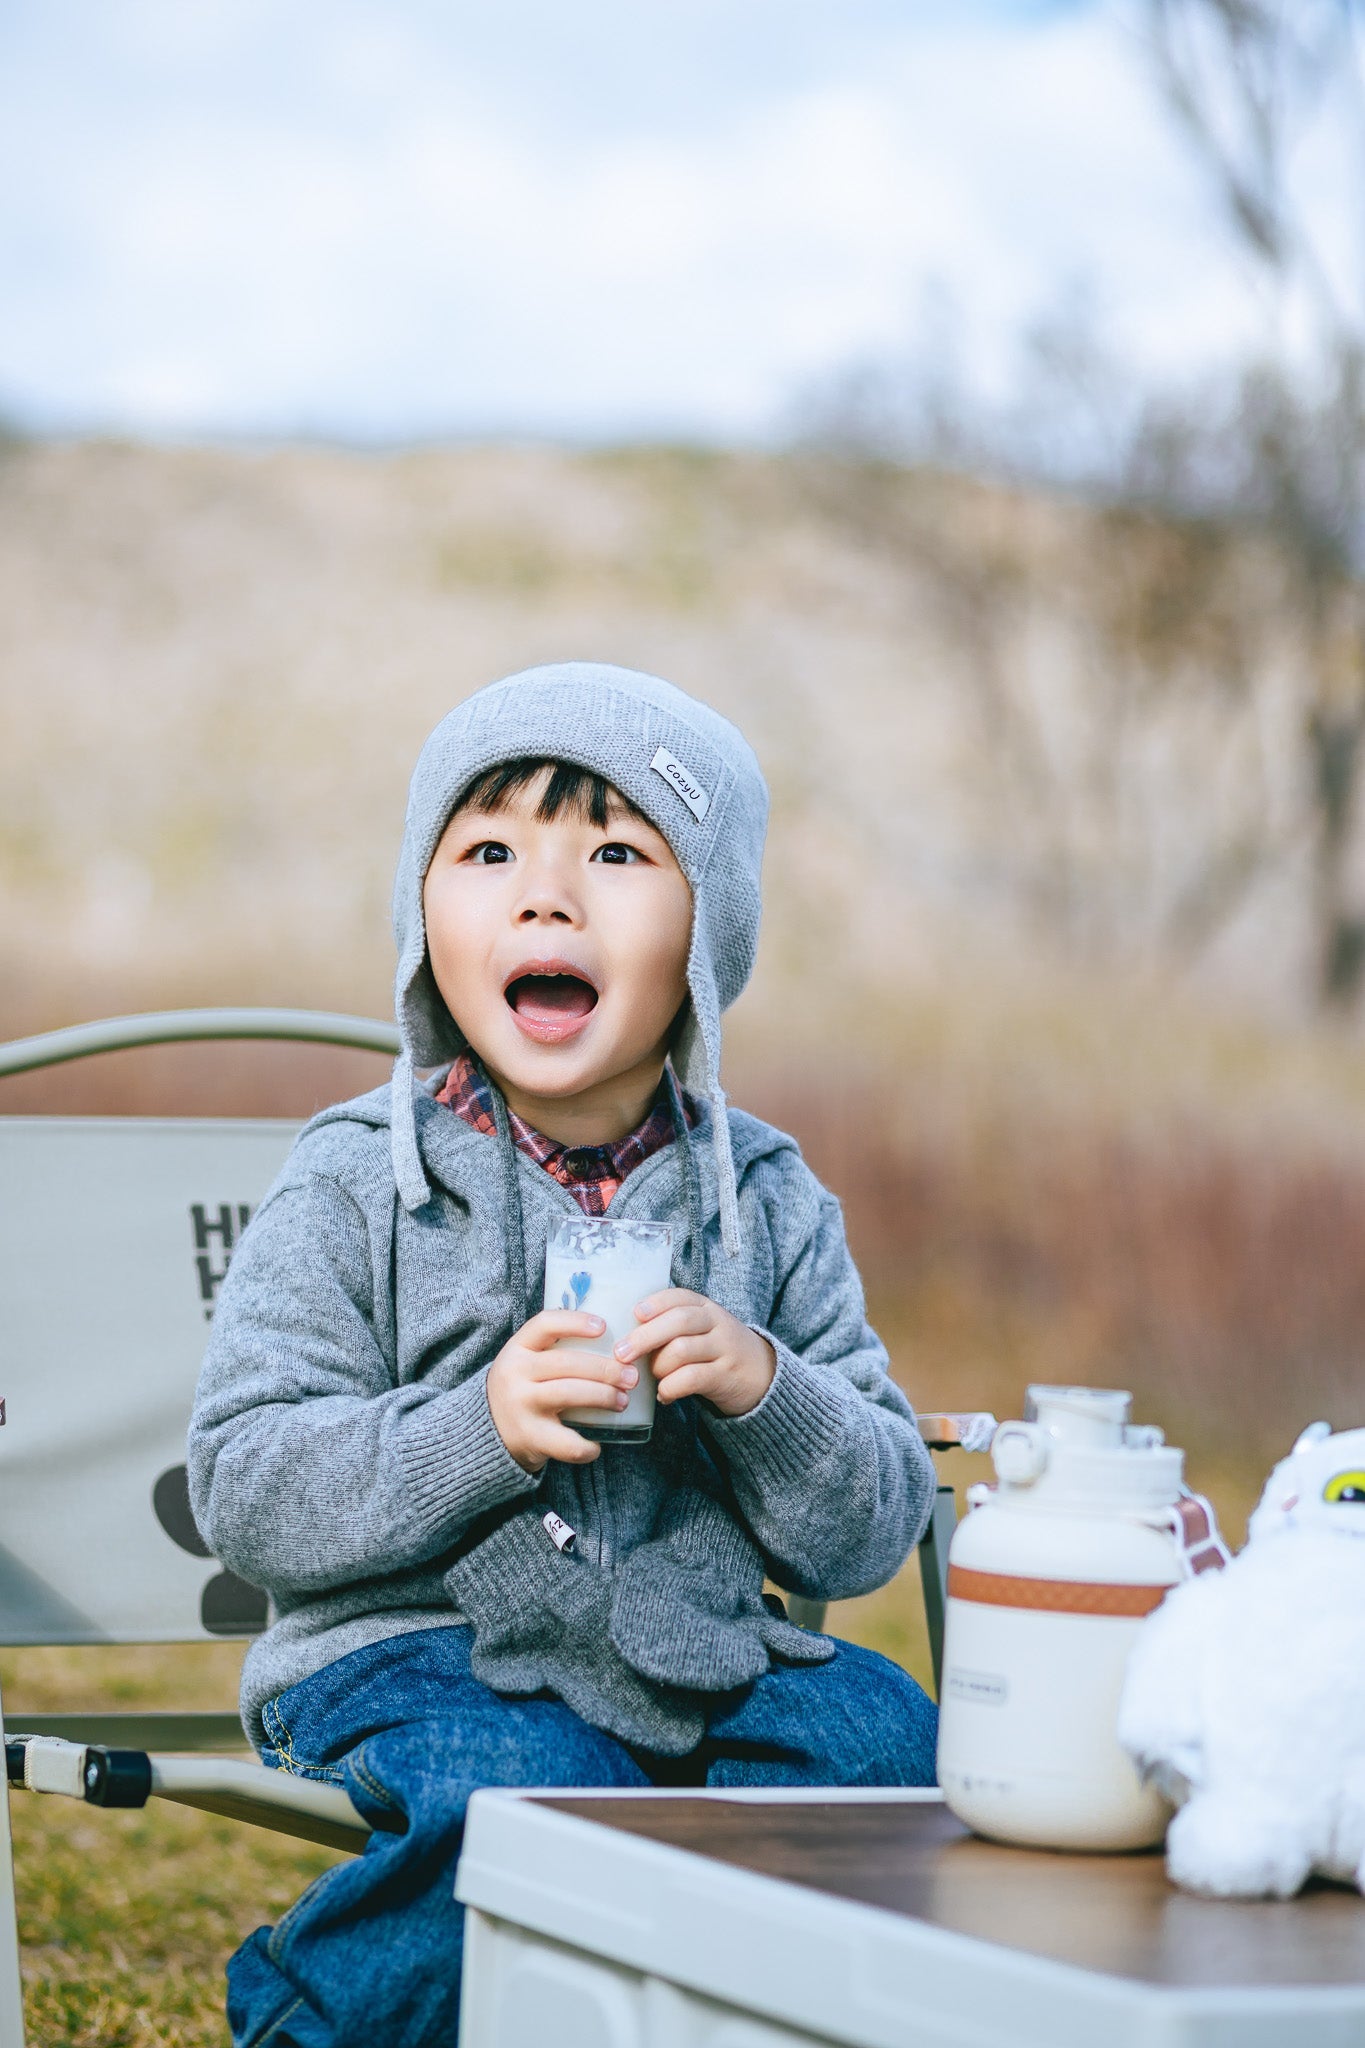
left=435, top=1050, right=696, bottom=1216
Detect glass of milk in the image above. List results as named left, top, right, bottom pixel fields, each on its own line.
left=544, top=1218, right=673, bottom=1444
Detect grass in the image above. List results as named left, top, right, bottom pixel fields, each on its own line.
left=0, top=1645, right=343, bottom=2046
left=13, top=1801, right=338, bottom=2048
left=0, top=1392, right=1268, bottom=2048
left=3, top=1003, right=1338, bottom=2038
left=0, top=1054, right=1332, bottom=2042
left=0, top=1574, right=943, bottom=2045
left=751, top=1049, right=1365, bottom=1488
left=6, top=432, right=1365, bottom=2037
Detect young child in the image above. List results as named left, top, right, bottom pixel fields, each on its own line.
left=189, top=661, right=939, bottom=2048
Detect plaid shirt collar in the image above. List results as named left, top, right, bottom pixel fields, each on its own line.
left=434, top=1049, right=694, bottom=1217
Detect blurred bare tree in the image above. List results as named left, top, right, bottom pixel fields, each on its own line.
left=797, top=4, right=1365, bottom=1005
left=796, top=304, right=1299, bottom=976
left=1141, top=0, right=1365, bottom=1003
left=789, top=442, right=1293, bottom=966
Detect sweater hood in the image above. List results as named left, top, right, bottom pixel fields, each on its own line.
left=389, top=662, right=769, bottom=1253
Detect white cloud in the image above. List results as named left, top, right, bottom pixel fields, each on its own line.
left=0, top=1, right=1319, bottom=441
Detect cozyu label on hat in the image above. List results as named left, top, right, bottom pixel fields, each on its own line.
left=650, top=745, right=709, bottom=822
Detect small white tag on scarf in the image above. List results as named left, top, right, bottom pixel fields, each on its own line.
left=649, top=745, right=710, bottom=822
left=542, top=1510, right=576, bottom=1553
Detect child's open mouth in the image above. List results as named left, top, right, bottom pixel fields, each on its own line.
left=503, top=965, right=599, bottom=1044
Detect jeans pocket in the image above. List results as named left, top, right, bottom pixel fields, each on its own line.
left=259, top=1694, right=346, bottom=1786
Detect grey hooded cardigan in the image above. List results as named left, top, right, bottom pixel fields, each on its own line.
left=188, top=664, right=937, bottom=1753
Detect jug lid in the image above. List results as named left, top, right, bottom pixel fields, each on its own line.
left=988, top=1385, right=1183, bottom=1512
left=1026, top=1385, right=1131, bottom=1446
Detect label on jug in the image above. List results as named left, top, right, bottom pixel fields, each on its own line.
left=946, top=1667, right=1009, bottom=1705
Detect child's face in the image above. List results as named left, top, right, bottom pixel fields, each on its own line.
left=423, top=773, right=693, bottom=1114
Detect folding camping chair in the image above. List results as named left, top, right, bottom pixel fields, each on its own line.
left=0, top=1007, right=973, bottom=2045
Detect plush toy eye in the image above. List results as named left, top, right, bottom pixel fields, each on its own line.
left=1322, top=1470, right=1365, bottom=1504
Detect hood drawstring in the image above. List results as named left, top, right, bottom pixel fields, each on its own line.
left=664, top=1065, right=709, bottom=1295
left=477, top=1055, right=533, bottom=1331
left=391, top=1051, right=434, bottom=1213
left=707, top=1079, right=741, bottom=1259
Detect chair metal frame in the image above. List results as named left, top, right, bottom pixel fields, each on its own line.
left=0, top=1007, right=967, bottom=2045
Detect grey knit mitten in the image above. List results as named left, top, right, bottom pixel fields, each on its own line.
left=444, top=1507, right=711, bottom=1754
left=609, top=1487, right=833, bottom=1693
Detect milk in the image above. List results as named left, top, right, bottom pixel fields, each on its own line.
left=544, top=1218, right=673, bottom=1444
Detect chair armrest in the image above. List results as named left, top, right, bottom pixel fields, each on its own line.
left=917, top=1412, right=997, bottom=1454
left=12, top=1712, right=249, bottom=1752
left=150, top=1755, right=371, bottom=1852
left=6, top=1735, right=370, bottom=1854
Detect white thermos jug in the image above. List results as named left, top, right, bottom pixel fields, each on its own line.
left=936, top=1384, right=1227, bottom=1852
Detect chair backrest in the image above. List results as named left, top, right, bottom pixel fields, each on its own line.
left=0, top=1010, right=397, bottom=1648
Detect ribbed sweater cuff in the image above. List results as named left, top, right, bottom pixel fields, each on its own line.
left=703, top=1335, right=855, bottom=1490
left=394, top=1368, right=539, bottom=1547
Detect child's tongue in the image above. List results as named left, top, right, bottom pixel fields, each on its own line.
left=510, top=975, right=596, bottom=1025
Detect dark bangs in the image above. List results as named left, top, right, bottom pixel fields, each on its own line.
left=456, top=756, right=646, bottom=830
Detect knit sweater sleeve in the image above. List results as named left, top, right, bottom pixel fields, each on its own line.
left=702, top=1163, right=936, bottom=1602
left=187, top=1169, right=537, bottom=1598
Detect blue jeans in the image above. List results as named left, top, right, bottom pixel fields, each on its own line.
left=227, top=1624, right=937, bottom=2048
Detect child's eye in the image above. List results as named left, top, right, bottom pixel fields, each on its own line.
left=466, top=841, right=514, bottom=865
left=592, top=842, right=642, bottom=865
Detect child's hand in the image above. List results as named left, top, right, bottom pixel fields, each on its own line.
left=616, top=1289, right=776, bottom=1418
left=487, top=1310, right=636, bottom=1472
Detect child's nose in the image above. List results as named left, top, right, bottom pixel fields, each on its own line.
left=514, top=863, right=583, bottom=925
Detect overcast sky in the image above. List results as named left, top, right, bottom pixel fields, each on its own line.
left=0, top=0, right=1312, bottom=443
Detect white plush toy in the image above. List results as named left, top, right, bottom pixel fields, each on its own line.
left=1119, top=1422, right=1365, bottom=1900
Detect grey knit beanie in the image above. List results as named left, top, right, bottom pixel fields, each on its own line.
left=390, top=661, right=768, bottom=1255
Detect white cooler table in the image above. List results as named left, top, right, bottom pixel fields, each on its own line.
left=456, top=1788, right=1365, bottom=2048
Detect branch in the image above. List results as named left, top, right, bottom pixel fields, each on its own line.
left=1143, top=0, right=1359, bottom=331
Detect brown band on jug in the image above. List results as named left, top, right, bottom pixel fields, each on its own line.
left=947, top=1565, right=1171, bottom=1618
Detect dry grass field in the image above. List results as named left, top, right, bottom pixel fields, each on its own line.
left=4, top=434, right=1365, bottom=2039
left=1, top=1643, right=337, bottom=2047
left=0, top=1575, right=941, bottom=2044
left=0, top=1020, right=1335, bottom=2039
left=0, top=433, right=1323, bottom=1032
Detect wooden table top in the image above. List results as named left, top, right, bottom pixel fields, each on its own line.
left=541, top=1796, right=1365, bottom=1990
